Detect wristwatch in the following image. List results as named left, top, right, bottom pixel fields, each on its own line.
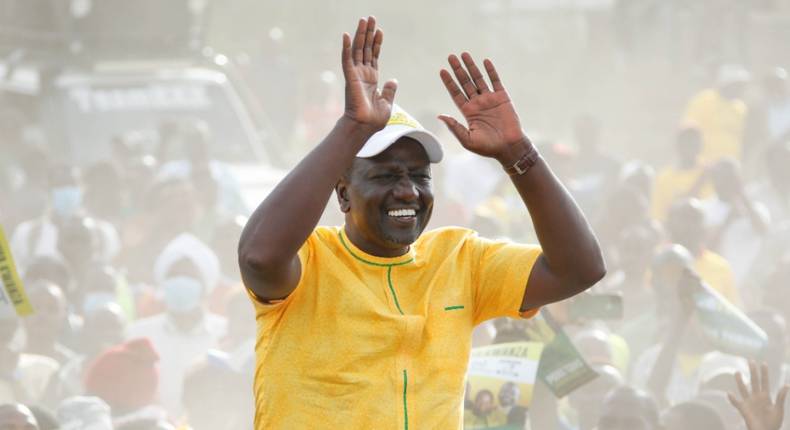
left=503, top=146, right=540, bottom=176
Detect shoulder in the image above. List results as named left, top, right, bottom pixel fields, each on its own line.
left=698, top=251, right=733, bottom=271
left=126, top=313, right=168, bottom=334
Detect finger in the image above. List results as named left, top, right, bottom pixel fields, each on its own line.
left=761, top=362, right=771, bottom=395
left=484, top=59, right=506, bottom=92
left=371, top=28, right=383, bottom=70
left=735, top=371, right=750, bottom=399
left=779, top=384, right=790, bottom=406
left=381, top=79, right=398, bottom=106
left=440, top=68, right=468, bottom=111
left=749, top=361, right=760, bottom=394
left=461, top=52, right=490, bottom=94
left=352, top=18, right=367, bottom=64
left=448, top=54, right=479, bottom=100
left=363, top=16, right=376, bottom=65
left=437, top=115, right=470, bottom=147
left=727, top=391, right=745, bottom=413
left=341, top=33, right=354, bottom=74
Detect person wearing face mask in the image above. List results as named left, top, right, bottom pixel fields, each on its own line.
left=682, top=64, right=750, bottom=162
left=9, top=164, right=120, bottom=272
left=125, top=233, right=226, bottom=418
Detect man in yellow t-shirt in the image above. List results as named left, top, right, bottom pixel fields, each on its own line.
left=682, top=64, right=750, bottom=162
left=652, top=125, right=714, bottom=223
left=665, top=199, right=740, bottom=307
left=238, top=17, right=606, bottom=429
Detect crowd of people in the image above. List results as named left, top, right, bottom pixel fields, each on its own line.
left=1, top=13, right=790, bottom=430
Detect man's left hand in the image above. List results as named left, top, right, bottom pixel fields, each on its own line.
left=438, top=52, right=531, bottom=166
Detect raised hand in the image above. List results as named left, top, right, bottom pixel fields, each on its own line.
left=438, top=53, right=530, bottom=165
left=728, top=362, right=790, bottom=430
left=341, top=16, right=397, bottom=132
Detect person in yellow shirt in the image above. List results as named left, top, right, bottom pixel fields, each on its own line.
left=652, top=125, right=714, bottom=223
left=682, top=64, right=750, bottom=162
left=665, top=199, right=739, bottom=307
left=237, top=17, right=605, bottom=430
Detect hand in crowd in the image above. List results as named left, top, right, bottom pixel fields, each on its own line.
left=728, top=362, right=789, bottom=430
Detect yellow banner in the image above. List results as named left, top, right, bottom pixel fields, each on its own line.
left=466, top=341, right=544, bottom=422
left=0, top=221, right=34, bottom=317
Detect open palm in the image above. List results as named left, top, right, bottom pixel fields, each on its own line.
left=341, top=17, right=396, bottom=131
left=439, top=53, right=529, bottom=164
left=729, top=362, right=789, bottom=430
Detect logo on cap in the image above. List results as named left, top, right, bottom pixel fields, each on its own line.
left=387, top=112, right=419, bottom=129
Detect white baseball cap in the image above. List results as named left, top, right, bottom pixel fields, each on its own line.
left=717, top=64, right=750, bottom=87
left=356, top=104, right=444, bottom=163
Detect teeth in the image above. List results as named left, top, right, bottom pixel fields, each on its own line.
left=387, top=209, right=416, bottom=217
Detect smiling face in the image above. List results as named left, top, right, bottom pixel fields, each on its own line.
left=337, top=138, right=434, bottom=257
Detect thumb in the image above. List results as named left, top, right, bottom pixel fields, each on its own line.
left=381, top=79, right=398, bottom=106
left=438, top=115, right=470, bottom=147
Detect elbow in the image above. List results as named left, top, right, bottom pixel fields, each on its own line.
left=572, top=255, right=607, bottom=293
left=238, top=241, right=278, bottom=275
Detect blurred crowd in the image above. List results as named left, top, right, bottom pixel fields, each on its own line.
left=1, top=3, right=790, bottom=430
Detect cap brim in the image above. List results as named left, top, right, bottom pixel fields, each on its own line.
left=356, top=125, right=444, bottom=163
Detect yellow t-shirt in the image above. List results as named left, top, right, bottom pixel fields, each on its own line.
left=651, top=164, right=714, bottom=223
left=683, top=88, right=748, bottom=161
left=247, top=226, right=542, bottom=430
left=695, top=250, right=740, bottom=308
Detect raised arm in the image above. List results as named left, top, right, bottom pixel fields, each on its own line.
left=437, top=53, right=605, bottom=311
left=238, top=17, right=397, bottom=301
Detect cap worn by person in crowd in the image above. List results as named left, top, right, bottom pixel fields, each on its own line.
left=84, top=338, right=161, bottom=411
left=154, top=233, right=220, bottom=293
left=698, top=351, right=750, bottom=386
left=356, top=104, right=444, bottom=163
left=717, top=64, right=750, bottom=87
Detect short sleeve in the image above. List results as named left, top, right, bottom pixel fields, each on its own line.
left=245, top=234, right=312, bottom=316
left=471, top=237, right=542, bottom=326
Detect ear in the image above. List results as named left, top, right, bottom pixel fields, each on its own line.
left=336, top=178, right=351, bottom=213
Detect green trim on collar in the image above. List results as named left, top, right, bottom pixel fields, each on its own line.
left=338, top=231, right=414, bottom=267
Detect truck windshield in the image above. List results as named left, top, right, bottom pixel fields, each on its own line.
left=54, top=77, right=264, bottom=165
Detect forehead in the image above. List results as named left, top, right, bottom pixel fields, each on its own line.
left=353, top=138, right=430, bottom=172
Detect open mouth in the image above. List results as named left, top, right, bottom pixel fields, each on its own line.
left=386, top=208, right=418, bottom=223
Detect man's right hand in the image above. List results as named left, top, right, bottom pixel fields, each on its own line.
left=341, top=17, right=397, bottom=133
left=239, top=17, right=398, bottom=302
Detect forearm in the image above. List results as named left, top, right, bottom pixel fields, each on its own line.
left=742, top=200, right=768, bottom=236
left=646, top=319, right=687, bottom=408
left=239, top=117, right=375, bottom=288
left=503, top=142, right=605, bottom=296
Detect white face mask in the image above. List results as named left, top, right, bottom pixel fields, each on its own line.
left=162, top=276, right=204, bottom=314
left=51, top=185, right=83, bottom=216
left=82, top=292, right=117, bottom=314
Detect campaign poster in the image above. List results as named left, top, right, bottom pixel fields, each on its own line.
left=465, top=341, right=543, bottom=430
left=0, top=221, right=34, bottom=317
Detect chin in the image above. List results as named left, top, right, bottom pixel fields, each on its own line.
left=382, top=225, right=424, bottom=248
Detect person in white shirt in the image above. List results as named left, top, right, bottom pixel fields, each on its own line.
left=125, top=233, right=226, bottom=417
left=10, top=164, right=119, bottom=273
left=702, top=157, right=770, bottom=294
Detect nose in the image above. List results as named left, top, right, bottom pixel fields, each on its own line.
left=393, top=177, right=419, bottom=201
